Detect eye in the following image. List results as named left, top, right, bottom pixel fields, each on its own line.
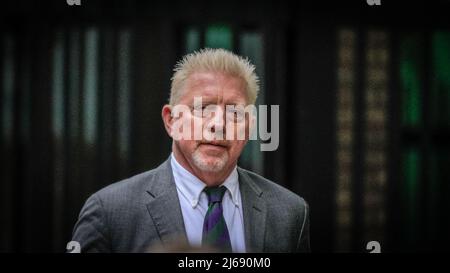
left=227, top=108, right=245, bottom=122
left=235, top=110, right=245, bottom=121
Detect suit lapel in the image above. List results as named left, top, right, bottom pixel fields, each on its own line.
left=144, top=159, right=267, bottom=252
left=238, top=168, right=267, bottom=253
left=145, top=159, right=188, bottom=246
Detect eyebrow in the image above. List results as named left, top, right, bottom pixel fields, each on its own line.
left=194, top=101, right=245, bottom=107
left=190, top=94, right=246, bottom=106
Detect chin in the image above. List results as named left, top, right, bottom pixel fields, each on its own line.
left=192, top=151, right=228, bottom=172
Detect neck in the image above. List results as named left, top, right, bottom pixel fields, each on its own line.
left=172, top=144, right=235, bottom=187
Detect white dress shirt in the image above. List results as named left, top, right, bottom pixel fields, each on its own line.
left=170, top=153, right=246, bottom=253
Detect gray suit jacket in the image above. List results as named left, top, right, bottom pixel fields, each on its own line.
left=71, top=158, right=310, bottom=253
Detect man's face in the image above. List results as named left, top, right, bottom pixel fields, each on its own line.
left=164, top=71, right=251, bottom=177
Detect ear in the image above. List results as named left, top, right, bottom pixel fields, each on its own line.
left=161, top=104, right=173, bottom=137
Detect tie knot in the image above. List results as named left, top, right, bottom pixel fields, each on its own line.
left=204, top=186, right=227, bottom=204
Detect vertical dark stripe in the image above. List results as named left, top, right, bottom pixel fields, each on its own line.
left=421, top=29, right=432, bottom=251
left=12, top=30, right=24, bottom=252
left=263, top=21, right=287, bottom=186
left=0, top=33, right=15, bottom=252
left=65, top=28, right=82, bottom=239
left=98, top=27, right=116, bottom=187
left=28, top=25, right=54, bottom=251
left=386, top=27, right=401, bottom=251
left=17, top=27, right=34, bottom=252
left=294, top=17, right=336, bottom=251
left=0, top=30, right=6, bottom=252
left=2, top=35, right=14, bottom=142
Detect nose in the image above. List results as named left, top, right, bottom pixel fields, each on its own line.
left=205, top=106, right=226, bottom=138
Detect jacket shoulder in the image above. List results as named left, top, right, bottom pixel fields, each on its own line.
left=96, top=169, right=155, bottom=197
left=90, top=163, right=165, bottom=211
left=238, top=167, right=308, bottom=210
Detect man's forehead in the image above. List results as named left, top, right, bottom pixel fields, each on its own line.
left=182, top=72, right=247, bottom=101
left=188, top=71, right=219, bottom=82
left=186, top=71, right=244, bottom=87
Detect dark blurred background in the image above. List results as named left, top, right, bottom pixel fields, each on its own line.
left=1, top=0, right=449, bottom=252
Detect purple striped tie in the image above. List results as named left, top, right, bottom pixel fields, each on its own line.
left=202, top=186, right=232, bottom=252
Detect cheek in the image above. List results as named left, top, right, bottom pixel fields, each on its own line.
left=177, top=139, right=198, bottom=152
left=173, top=114, right=203, bottom=140
left=235, top=122, right=250, bottom=139
left=229, top=140, right=247, bottom=155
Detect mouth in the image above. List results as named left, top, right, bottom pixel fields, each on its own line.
left=199, top=141, right=229, bottom=150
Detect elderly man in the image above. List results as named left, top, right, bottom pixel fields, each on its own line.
left=71, top=48, right=310, bottom=253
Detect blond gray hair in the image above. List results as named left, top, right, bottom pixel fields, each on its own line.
left=169, top=48, right=259, bottom=105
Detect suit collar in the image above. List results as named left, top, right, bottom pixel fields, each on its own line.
left=145, top=158, right=189, bottom=246
left=237, top=168, right=267, bottom=253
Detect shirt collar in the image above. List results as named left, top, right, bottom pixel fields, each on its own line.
left=170, top=153, right=240, bottom=208
left=221, top=164, right=240, bottom=207
left=171, top=153, right=205, bottom=208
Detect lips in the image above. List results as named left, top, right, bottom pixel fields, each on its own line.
left=199, top=141, right=229, bottom=149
